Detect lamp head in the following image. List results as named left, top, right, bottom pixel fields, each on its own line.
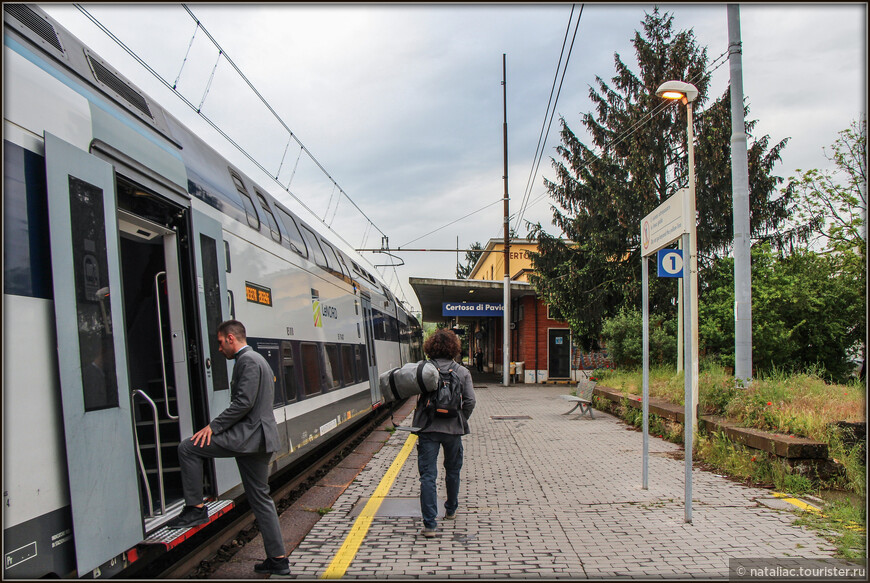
left=655, top=80, right=699, bottom=104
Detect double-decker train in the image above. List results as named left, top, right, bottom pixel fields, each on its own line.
left=3, top=4, right=422, bottom=578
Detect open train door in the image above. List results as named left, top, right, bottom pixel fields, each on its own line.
left=189, top=209, right=240, bottom=494
left=360, top=294, right=380, bottom=403
left=43, top=133, right=143, bottom=575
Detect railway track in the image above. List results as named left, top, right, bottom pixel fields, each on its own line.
left=124, top=401, right=405, bottom=579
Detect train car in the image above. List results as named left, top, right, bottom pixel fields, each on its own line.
left=2, top=4, right=421, bottom=578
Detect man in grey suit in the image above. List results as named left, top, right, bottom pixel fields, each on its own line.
left=167, top=320, right=289, bottom=575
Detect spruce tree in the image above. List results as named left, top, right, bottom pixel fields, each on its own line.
left=528, top=8, right=793, bottom=348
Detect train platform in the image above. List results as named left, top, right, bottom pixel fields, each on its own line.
left=211, top=378, right=846, bottom=579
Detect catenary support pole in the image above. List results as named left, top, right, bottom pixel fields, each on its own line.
left=502, top=53, right=510, bottom=387
left=728, top=4, right=753, bottom=385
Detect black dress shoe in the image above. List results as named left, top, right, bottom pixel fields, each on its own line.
left=254, top=556, right=290, bottom=575
left=166, top=505, right=208, bottom=529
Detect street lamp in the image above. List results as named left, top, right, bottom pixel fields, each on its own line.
left=656, top=79, right=700, bottom=525
left=655, top=80, right=699, bottom=431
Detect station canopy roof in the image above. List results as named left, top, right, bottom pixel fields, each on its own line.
left=409, top=277, right=537, bottom=324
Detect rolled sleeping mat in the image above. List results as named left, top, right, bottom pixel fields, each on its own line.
left=379, top=360, right=440, bottom=403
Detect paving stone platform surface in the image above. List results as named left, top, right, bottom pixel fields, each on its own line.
left=233, top=383, right=844, bottom=579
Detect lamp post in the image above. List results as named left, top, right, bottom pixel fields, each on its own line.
left=655, top=80, right=700, bottom=433
left=656, top=80, right=699, bottom=524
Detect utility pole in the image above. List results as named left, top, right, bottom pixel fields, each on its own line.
left=502, top=53, right=511, bottom=387
left=729, top=5, right=753, bottom=385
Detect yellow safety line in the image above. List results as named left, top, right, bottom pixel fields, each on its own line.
left=772, top=491, right=822, bottom=513
left=321, top=433, right=418, bottom=579
left=772, top=492, right=865, bottom=533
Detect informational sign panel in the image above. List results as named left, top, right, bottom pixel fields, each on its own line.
left=641, top=189, right=689, bottom=257
left=657, top=249, right=684, bottom=278
left=442, top=302, right=503, bottom=317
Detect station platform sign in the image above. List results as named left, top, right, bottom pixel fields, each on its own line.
left=442, top=302, right=503, bottom=317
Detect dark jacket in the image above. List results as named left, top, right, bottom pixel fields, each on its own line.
left=211, top=346, right=281, bottom=453
left=412, top=358, right=476, bottom=435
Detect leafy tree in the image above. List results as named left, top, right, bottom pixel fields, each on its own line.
left=789, top=117, right=866, bottom=259
left=456, top=241, right=483, bottom=279
left=698, top=244, right=864, bottom=383
left=528, top=8, right=793, bottom=349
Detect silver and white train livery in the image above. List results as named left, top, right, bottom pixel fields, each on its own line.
left=3, top=4, right=422, bottom=578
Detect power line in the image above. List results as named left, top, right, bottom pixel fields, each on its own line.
left=514, top=4, right=583, bottom=233
left=398, top=198, right=504, bottom=248
left=73, top=4, right=392, bottom=279
left=521, top=45, right=733, bottom=216
left=179, top=4, right=385, bottom=239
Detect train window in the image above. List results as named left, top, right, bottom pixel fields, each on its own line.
left=324, top=344, right=341, bottom=389
left=337, top=254, right=352, bottom=279
left=255, top=191, right=281, bottom=243
left=201, top=234, right=230, bottom=392
left=281, top=341, right=298, bottom=404
left=320, top=239, right=345, bottom=277
left=276, top=207, right=307, bottom=258
left=229, top=170, right=260, bottom=230
left=300, top=342, right=322, bottom=397
left=299, top=225, right=328, bottom=268
left=355, top=345, right=366, bottom=383
left=3, top=142, right=52, bottom=300
left=224, top=240, right=231, bottom=273
left=254, top=342, right=283, bottom=407
left=341, top=345, right=355, bottom=386
left=68, top=175, right=120, bottom=412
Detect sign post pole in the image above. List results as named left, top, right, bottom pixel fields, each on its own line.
left=642, top=255, right=649, bottom=490
left=640, top=188, right=694, bottom=522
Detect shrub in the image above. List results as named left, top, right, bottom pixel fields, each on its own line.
left=601, top=308, right=677, bottom=368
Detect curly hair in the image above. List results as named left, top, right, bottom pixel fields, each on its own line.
left=423, top=328, right=461, bottom=360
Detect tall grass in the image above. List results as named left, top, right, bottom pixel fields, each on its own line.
left=595, top=363, right=865, bottom=441
left=594, top=362, right=867, bottom=495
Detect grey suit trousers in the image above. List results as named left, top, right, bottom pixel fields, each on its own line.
left=178, top=440, right=285, bottom=558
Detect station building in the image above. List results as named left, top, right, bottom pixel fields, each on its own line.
left=409, top=238, right=611, bottom=383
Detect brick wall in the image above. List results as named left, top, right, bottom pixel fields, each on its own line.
left=514, top=295, right=569, bottom=371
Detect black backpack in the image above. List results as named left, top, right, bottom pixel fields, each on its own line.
left=419, top=361, right=463, bottom=428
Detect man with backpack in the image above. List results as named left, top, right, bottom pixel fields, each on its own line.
left=413, top=329, right=476, bottom=537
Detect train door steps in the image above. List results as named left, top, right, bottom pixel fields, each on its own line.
left=141, top=500, right=234, bottom=549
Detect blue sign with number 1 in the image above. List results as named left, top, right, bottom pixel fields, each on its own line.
left=657, top=249, right=684, bottom=278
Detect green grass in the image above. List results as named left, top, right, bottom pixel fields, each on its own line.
left=793, top=500, right=866, bottom=559
left=592, top=363, right=866, bottom=557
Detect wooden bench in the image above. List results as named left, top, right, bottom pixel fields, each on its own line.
left=560, top=382, right=595, bottom=419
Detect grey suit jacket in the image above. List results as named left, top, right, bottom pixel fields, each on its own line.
left=210, top=345, right=281, bottom=454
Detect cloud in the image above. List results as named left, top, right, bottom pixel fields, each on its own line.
left=39, top=3, right=866, bottom=313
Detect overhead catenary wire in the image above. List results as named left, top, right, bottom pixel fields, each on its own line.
left=398, top=198, right=505, bottom=248
left=521, top=45, right=733, bottom=216
left=178, top=5, right=386, bottom=239
left=172, top=20, right=198, bottom=90
left=73, top=4, right=388, bottom=277
left=514, top=4, right=583, bottom=234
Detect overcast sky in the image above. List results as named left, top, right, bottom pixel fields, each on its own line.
left=39, top=3, right=866, bottom=315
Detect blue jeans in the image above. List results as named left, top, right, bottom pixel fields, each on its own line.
left=417, top=432, right=463, bottom=529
